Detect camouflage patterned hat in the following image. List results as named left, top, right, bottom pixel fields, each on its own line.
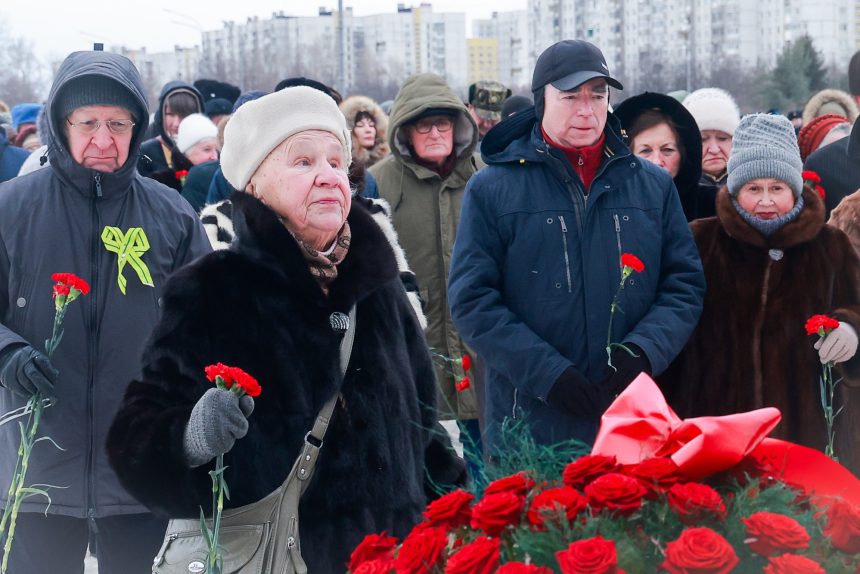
left=468, top=81, right=512, bottom=121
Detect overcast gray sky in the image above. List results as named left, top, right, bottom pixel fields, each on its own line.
left=4, top=1, right=529, bottom=63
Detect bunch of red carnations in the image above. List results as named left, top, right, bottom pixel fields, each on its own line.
left=346, top=454, right=860, bottom=574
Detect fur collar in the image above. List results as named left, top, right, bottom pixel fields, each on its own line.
left=715, top=186, right=825, bottom=248
left=230, top=192, right=399, bottom=309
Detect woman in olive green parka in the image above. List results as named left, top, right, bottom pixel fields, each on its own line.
left=369, top=73, right=481, bottom=426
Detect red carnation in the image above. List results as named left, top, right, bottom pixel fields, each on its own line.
left=175, top=169, right=189, bottom=180
left=394, top=526, right=448, bottom=574
left=470, top=491, right=526, bottom=537
left=497, top=563, right=554, bottom=574
left=349, top=532, right=398, bottom=572
left=556, top=536, right=625, bottom=574
left=562, top=455, right=620, bottom=489
left=815, top=185, right=826, bottom=200
left=801, top=170, right=821, bottom=184
left=485, top=472, right=536, bottom=497
left=461, top=355, right=472, bottom=372
left=455, top=377, right=471, bottom=392
left=804, top=314, right=839, bottom=337
left=204, top=363, right=262, bottom=397
left=661, top=528, right=739, bottom=574
left=620, top=253, right=644, bottom=273
left=763, top=554, right=825, bottom=574
left=51, top=272, right=91, bottom=295
left=667, top=482, right=727, bottom=524
left=824, top=500, right=860, bottom=554
left=423, top=489, right=474, bottom=529
left=353, top=559, right=395, bottom=574
left=527, top=486, right=587, bottom=529
left=52, top=284, right=71, bottom=299
left=622, top=457, right=681, bottom=497
left=584, top=473, right=647, bottom=517
left=444, top=536, right=499, bottom=574
left=743, top=512, right=810, bottom=557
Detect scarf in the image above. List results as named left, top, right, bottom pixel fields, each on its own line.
left=731, top=194, right=805, bottom=237
left=542, top=127, right=606, bottom=192
left=290, top=221, right=352, bottom=295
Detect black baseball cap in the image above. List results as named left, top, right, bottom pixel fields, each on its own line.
left=532, top=40, right=623, bottom=92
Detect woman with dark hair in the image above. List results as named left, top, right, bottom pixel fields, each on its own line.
left=138, top=82, right=204, bottom=190
left=615, top=92, right=703, bottom=221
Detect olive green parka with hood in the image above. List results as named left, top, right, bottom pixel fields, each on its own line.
left=369, top=73, right=481, bottom=420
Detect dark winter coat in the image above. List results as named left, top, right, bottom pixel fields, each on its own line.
left=694, top=171, right=725, bottom=220
left=107, top=192, right=463, bottom=573
left=659, top=187, right=860, bottom=473
left=804, top=117, right=860, bottom=217
left=138, top=81, right=204, bottom=177
left=448, top=107, right=705, bottom=454
left=614, top=92, right=703, bottom=221
left=0, top=51, right=211, bottom=518
left=370, top=73, right=482, bottom=421
left=180, top=159, right=219, bottom=213
left=0, top=130, right=28, bottom=183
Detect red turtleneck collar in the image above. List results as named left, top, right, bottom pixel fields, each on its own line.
left=541, top=127, right=605, bottom=192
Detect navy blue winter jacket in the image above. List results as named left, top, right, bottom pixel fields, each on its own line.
left=448, top=108, right=705, bottom=452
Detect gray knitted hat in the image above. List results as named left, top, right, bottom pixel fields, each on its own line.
left=727, top=113, right=803, bottom=197
left=55, top=75, right=142, bottom=122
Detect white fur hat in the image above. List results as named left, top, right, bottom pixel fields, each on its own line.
left=683, top=88, right=741, bottom=136
left=175, top=113, right=218, bottom=154
left=220, top=86, right=351, bottom=191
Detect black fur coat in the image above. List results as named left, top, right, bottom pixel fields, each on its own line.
left=659, top=187, right=860, bottom=474
left=107, top=192, right=463, bottom=573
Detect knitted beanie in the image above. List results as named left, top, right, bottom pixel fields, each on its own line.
left=683, top=88, right=741, bottom=135
left=727, top=113, right=803, bottom=197
left=797, top=113, right=850, bottom=161
left=220, top=86, right=351, bottom=191
left=175, top=113, right=218, bottom=154
left=54, top=75, right=142, bottom=122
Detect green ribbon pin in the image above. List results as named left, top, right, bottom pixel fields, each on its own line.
left=101, top=227, right=155, bottom=295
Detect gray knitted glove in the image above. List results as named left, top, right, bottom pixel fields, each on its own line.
left=183, top=388, right=255, bottom=467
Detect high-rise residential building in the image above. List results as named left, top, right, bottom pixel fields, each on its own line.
left=526, top=0, right=856, bottom=94
left=199, top=4, right=467, bottom=97
left=473, top=11, right=530, bottom=88
left=468, top=38, right=500, bottom=85
left=116, top=46, right=200, bottom=109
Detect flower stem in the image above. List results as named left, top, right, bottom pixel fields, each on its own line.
left=821, top=362, right=838, bottom=461
left=606, top=273, right=628, bottom=369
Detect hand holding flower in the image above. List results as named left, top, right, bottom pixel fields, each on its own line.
left=814, top=322, right=858, bottom=364
left=183, top=388, right=254, bottom=467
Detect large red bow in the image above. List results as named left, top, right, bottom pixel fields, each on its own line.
left=592, top=374, right=860, bottom=504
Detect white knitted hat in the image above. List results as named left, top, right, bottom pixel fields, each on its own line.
left=175, top=113, right=218, bottom=154
left=683, top=88, right=741, bottom=136
left=220, top=86, right=351, bottom=191
left=727, top=113, right=803, bottom=197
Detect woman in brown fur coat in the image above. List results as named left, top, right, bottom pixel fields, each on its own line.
left=340, top=95, right=390, bottom=196
left=660, top=114, right=860, bottom=474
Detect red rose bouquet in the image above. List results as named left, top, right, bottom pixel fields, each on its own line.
left=0, top=273, right=89, bottom=572
left=345, top=377, right=860, bottom=574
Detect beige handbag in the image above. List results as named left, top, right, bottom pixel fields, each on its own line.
left=151, top=307, right=356, bottom=574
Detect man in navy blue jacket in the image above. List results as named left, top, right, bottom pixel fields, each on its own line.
left=448, top=40, right=705, bottom=456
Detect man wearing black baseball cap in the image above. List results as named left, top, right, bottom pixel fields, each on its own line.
left=449, top=40, right=704, bottom=458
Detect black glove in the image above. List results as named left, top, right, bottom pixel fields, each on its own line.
left=546, top=367, right=606, bottom=419
left=603, top=344, right=651, bottom=397
left=0, top=344, right=59, bottom=399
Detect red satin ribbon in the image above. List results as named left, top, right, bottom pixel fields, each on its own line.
left=592, top=374, right=860, bottom=504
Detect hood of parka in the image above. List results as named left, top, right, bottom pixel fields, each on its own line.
left=387, top=73, right=477, bottom=165
left=45, top=50, right=150, bottom=196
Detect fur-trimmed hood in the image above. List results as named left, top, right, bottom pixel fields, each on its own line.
left=802, top=89, right=860, bottom=125
left=340, top=95, right=390, bottom=167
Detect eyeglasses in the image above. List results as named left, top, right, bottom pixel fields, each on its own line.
left=66, top=118, right=135, bottom=135
left=413, top=117, right=454, bottom=134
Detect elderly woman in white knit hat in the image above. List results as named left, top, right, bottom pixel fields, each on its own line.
left=659, top=113, right=860, bottom=474
left=683, top=87, right=741, bottom=218
left=107, top=86, right=465, bottom=573
left=175, top=112, right=219, bottom=166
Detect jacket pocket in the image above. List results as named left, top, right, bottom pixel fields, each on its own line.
left=6, top=271, right=35, bottom=334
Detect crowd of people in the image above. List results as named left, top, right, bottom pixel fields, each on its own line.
left=0, top=39, right=858, bottom=573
